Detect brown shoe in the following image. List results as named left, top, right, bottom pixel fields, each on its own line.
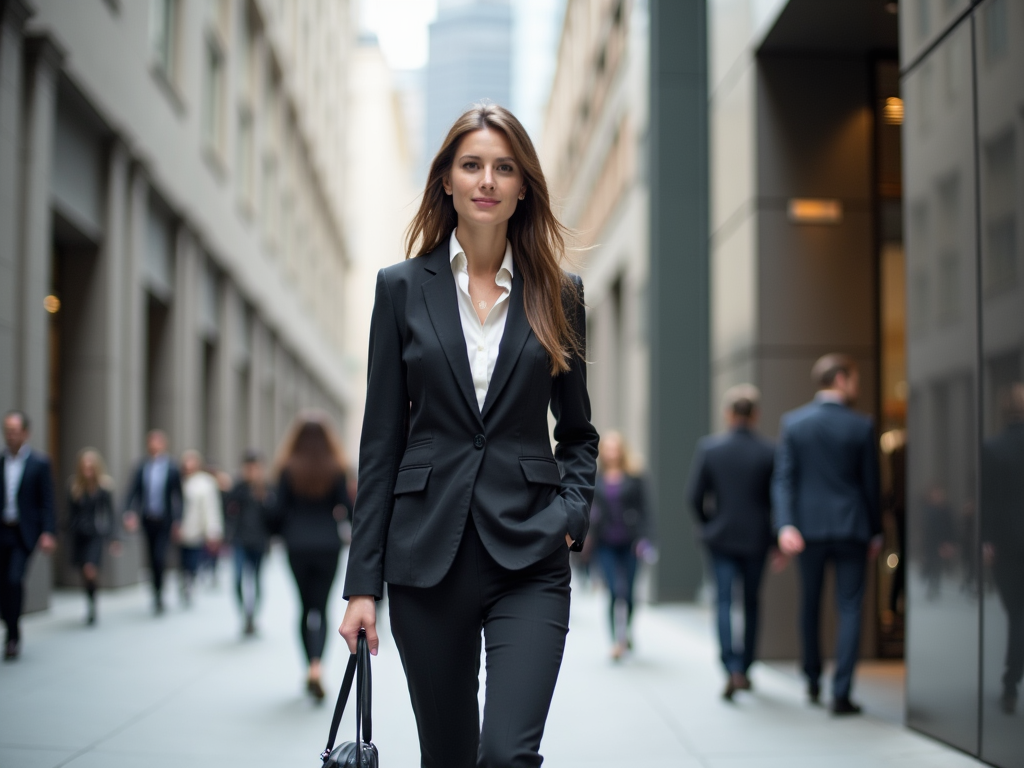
left=723, top=672, right=746, bottom=700
left=735, top=672, right=752, bottom=691
left=307, top=676, right=325, bottom=701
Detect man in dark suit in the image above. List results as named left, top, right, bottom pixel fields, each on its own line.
left=688, top=385, right=775, bottom=699
left=1, top=410, right=56, bottom=660
left=773, top=354, right=882, bottom=715
left=124, top=430, right=182, bottom=614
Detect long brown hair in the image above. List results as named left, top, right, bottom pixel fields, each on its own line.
left=275, top=411, right=347, bottom=499
left=405, top=103, right=582, bottom=375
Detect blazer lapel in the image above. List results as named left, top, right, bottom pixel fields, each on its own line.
left=481, top=269, right=531, bottom=420
left=420, top=242, right=483, bottom=422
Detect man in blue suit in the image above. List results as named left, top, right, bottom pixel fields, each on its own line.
left=773, top=354, right=882, bottom=715
left=1, top=410, right=56, bottom=660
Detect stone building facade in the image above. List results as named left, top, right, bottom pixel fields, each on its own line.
left=0, top=0, right=354, bottom=605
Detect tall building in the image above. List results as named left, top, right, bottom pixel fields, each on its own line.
left=550, top=0, right=1024, bottom=762
left=0, top=0, right=354, bottom=606
left=703, top=0, right=1021, bottom=763
left=543, top=0, right=709, bottom=604
left=344, top=34, right=418, bottom=458
left=425, top=0, right=511, bottom=169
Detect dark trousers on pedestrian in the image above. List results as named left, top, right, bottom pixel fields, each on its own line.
left=994, top=558, right=1024, bottom=691
left=0, top=525, right=30, bottom=644
left=596, top=542, right=638, bottom=642
left=388, top=516, right=571, bottom=768
left=142, top=518, right=171, bottom=603
left=287, top=548, right=340, bottom=662
left=798, top=540, right=867, bottom=700
left=234, top=546, right=264, bottom=620
left=709, top=548, right=766, bottom=675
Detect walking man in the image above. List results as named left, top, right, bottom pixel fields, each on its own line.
left=1, top=410, right=56, bottom=660
left=688, top=385, right=775, bottom=699
left=773, top=354, right=882, bottom=715
left=124, top=430, right=182, bottom=614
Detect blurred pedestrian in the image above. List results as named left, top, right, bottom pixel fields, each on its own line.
left=1, top=410, right=56, bottom=660
left=225, top=450, right=275, bottom=636
left=773, top=354, right=882, bottom=715
left=591, top=431, right=650, bottom=660
left=66, top=448, right=121, bottom=625
left=177, top=450, right=224, bottom=606
left=340, top=103, right=598, bottom=768
left=688, top=385, right=775, bottom=699
left=123, top=430, right=182, bottom=615
left=272, top=413, right=352, bottom=701
left=981, top=383, right=1024, bottom=714
left=199, top=462, right=233, bottom=588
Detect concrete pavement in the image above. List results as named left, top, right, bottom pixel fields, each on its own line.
left=0, top=549, right=987, bottom=768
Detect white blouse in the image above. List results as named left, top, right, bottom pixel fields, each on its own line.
left=449, top=229, right=514, bottom=412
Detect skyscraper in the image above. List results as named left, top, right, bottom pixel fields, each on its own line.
left=425, top=0, right=511, bottom=171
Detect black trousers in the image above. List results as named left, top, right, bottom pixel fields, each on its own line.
left=0, top=525, right=30, bottom=643
left=388, top=517, right=571, bottom=768
left=288, top=548, right=340, bottom=662
left=142, top=518, right=171, bottom=599
left=798, top=540, right=867, bottom=700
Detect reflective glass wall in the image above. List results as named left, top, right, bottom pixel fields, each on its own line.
left=977, top=0, right=1024, bottom=764
left=902, top=1, right=1024, bottom=764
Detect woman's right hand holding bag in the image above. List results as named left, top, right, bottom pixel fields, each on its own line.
left=340, top=596, right=379, bottom=656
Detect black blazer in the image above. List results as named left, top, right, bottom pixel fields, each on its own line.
left=590, top=473, right=650, bottom=546
left=343, top=239, right=599, bottom=599
left=687, top=427, right=775, bottom=557
left=771, top=399, right=881, bottom=543
left=124, top=458, right=183, bottom=527
left=0, top=450, right=55, bottom=551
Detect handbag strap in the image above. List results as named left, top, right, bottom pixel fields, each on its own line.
left=321, top=639, right=359, bottom=761
left=357, top=632, right=372, bottom=742
left=320, top=629, right=373, bottom=764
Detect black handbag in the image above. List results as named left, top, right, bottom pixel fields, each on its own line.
left=321, top=629, right=379, bottom=768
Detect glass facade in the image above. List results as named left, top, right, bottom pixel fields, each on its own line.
left=903, top=1, right=1023, bottom=763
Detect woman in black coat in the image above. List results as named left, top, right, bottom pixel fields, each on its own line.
left=272, top=414, right=352, bottom=701
left=591, top=431, right=651, bottom=659
left=339, top=103, right=599, bottom=768
left=66, top=448, right=120, bottom=625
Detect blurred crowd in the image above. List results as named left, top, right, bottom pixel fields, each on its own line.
left=1, top=409, right=351, bottom=702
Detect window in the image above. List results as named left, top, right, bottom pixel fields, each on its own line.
left=202, top=37, right=226, bottom=153
left=237, top=108, right=255, bottom=207
left=262, top=157, right=277, bottom=244
left=149, top=0, right=178, bottom=78
left=983, top=0, right=1009, bottom=65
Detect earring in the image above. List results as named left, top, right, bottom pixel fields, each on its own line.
left=518, top=193, right=525, bottom=200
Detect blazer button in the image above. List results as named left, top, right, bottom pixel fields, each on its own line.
left=474, top=434, right=485, bottom=449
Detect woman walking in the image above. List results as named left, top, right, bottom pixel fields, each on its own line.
left=178, top=450, right=223, bottom=606
left=273, top=414, right=352, bottom=701
left=591, top=432, right=651, bottom=660
left=66, top=449, right=120, bottom=625
left=340, top=103, right=599, bottom=768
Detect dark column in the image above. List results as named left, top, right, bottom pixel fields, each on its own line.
left=648, top=0, right=709, bottom=601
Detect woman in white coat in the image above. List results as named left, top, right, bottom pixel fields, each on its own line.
left=178, top=449, right=224, bottom=605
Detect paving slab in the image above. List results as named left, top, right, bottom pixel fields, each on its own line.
left=0, top=549, right=987, bottom=768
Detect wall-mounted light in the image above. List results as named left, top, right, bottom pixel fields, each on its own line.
left=787, top=198, right=843, bottom=224
left=883, top=96, right=904, bottom=125
left=43, top=295, right=61, bottom=314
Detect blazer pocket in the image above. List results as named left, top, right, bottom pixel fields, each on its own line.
left=393, top=465, right=432, bottom=496
left=519, top=457, right=562, bottom=486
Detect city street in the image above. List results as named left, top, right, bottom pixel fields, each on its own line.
left=1, top=550, right=986, bottom=768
